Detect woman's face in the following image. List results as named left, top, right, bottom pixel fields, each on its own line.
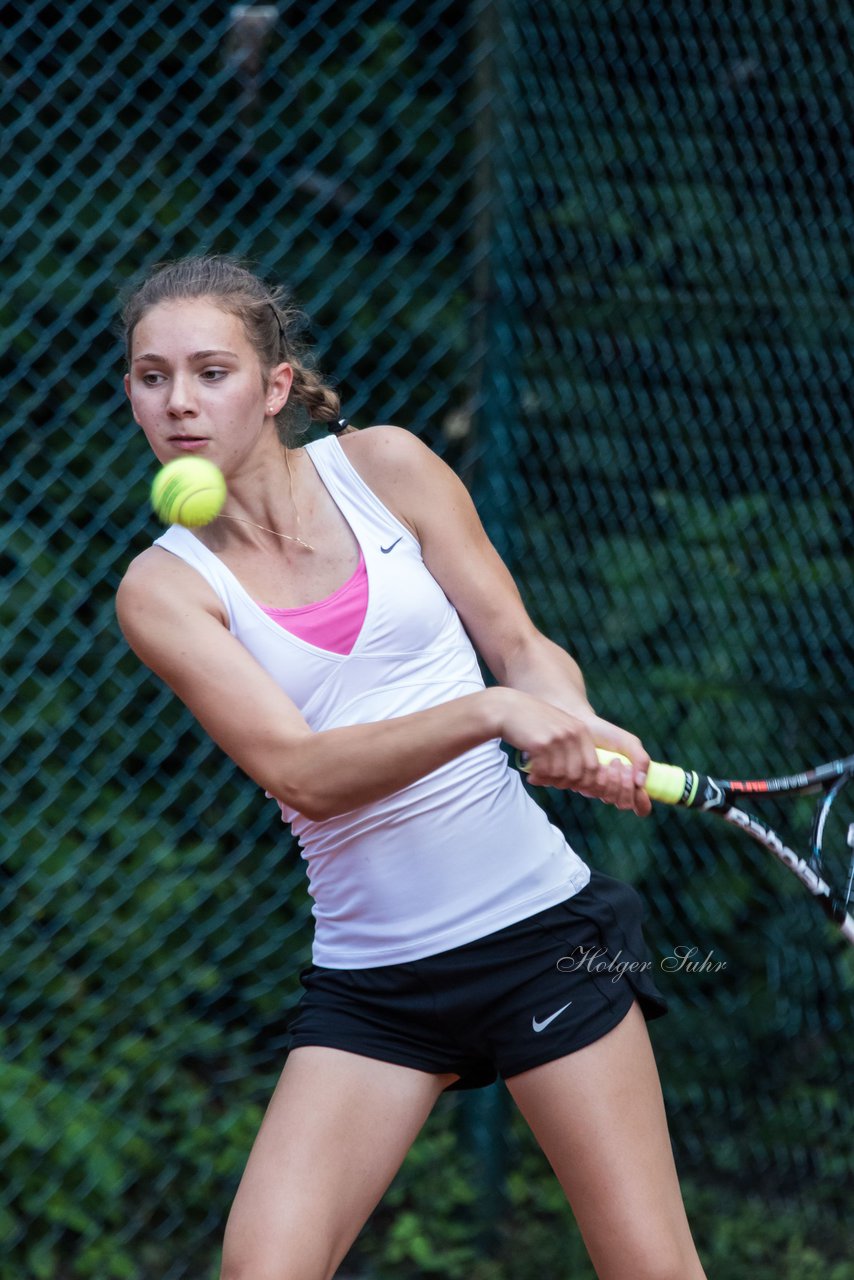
left=124, top=297, right=292, bottom=470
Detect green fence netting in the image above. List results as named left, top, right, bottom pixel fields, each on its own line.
left=2, top=1, right=851, bottom=1277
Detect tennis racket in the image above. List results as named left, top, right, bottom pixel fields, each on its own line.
left=518, top=748, right=854, bottom=946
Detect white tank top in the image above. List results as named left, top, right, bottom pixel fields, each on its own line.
left=154, top=435, right=590, bottom=966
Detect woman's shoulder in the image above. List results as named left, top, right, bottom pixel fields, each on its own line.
left=118, top=543, right=190, bottom=592
left=333, top=425, right=437, bottom=536
left=336, top=423, right=432, bottom=471
left=336, top=424, right=456, bottom=501
left=116, top=544, right=227, bottom=629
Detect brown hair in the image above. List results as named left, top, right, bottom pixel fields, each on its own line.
left=121, top=255, right=355, bottom=445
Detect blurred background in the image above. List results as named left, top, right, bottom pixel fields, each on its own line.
left=1, top=1, right=851, bottom=1276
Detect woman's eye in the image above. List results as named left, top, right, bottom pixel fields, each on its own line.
left=201, top=368, right=227, bottom=381
left=141, top=372, right=164, bottom=386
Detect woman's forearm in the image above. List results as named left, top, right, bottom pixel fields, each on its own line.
left=280, top=689, right=505, bottom=820
left=494, top=633, right=649, bottom=792
left=495, top=632, right=596, bottom=719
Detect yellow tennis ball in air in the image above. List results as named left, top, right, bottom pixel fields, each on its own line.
left=150, top=457, right=227, bottom=527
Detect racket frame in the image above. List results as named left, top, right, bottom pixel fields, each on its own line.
left=517, top=747, right=854, bottom=945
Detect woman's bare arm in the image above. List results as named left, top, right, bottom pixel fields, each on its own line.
left=116, top=547, right=593, bottom=819
left=342, top=427, right=650, bottom=812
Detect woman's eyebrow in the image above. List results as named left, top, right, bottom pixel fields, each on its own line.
left=133, top=349, right=240, bottom=363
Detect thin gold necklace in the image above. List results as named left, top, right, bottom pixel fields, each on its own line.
left=216, top=515, right=315, bottom=551
left=216, top=450, right=316, bottom=551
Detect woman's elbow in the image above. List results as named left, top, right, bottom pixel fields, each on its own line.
left=294, top=791, right=335, bottom=822
left=275, top=786, right=349, bottom=823
left=263, top=732, right=365, bottom=822
left=267, top=757, right=345, bottom=823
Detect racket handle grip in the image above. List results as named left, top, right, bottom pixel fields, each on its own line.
left=593, top=750, right=695, bottom=806
left=517, top=748, right=697, bottom=806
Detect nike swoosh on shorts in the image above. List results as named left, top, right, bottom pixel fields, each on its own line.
left=531, top=1001, right=573, bottom=1033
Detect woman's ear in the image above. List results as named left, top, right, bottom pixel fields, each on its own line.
left=267, top=361, right=294, bottom=412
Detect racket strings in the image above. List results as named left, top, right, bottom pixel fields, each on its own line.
left=811, top=772, right=854, bottom=916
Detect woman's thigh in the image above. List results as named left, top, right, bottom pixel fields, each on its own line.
left=505, top=1003, right=707, bottom=1280
left=220, top=1046, right=458, bottom=1280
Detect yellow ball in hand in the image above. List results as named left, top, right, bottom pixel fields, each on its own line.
left=150, top=457, right=227, bottom=527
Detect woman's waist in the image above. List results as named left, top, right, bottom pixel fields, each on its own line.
left=304, top=814, right=586, bottom=969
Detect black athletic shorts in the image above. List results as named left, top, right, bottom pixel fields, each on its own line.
left=285, top=870, right=667, bottom=1091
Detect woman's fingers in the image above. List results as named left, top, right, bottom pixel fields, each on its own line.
left=505, top=695, right=652, bottom=816
left=525, top=739, right=599, bottom=791
left=525, top=752, right=652, bottom=817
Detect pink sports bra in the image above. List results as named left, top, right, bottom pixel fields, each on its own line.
left=257, top=549, right=368, bottom=654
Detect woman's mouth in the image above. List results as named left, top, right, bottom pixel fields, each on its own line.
left=169, top=436, right=209, bottom=451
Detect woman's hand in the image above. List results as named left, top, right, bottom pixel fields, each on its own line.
left=497, top=692, right=652, bottom=816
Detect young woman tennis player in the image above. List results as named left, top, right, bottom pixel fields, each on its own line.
left=116, top=256, right=707, bottom=1280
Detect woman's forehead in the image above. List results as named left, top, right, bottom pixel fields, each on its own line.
left=133, top=298, right=248, bottom=349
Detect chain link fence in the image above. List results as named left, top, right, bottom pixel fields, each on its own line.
left=2, top=1, right=851, bottom=1276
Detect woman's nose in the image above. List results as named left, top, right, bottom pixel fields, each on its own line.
left=166, top=376, right=198, bottom=416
